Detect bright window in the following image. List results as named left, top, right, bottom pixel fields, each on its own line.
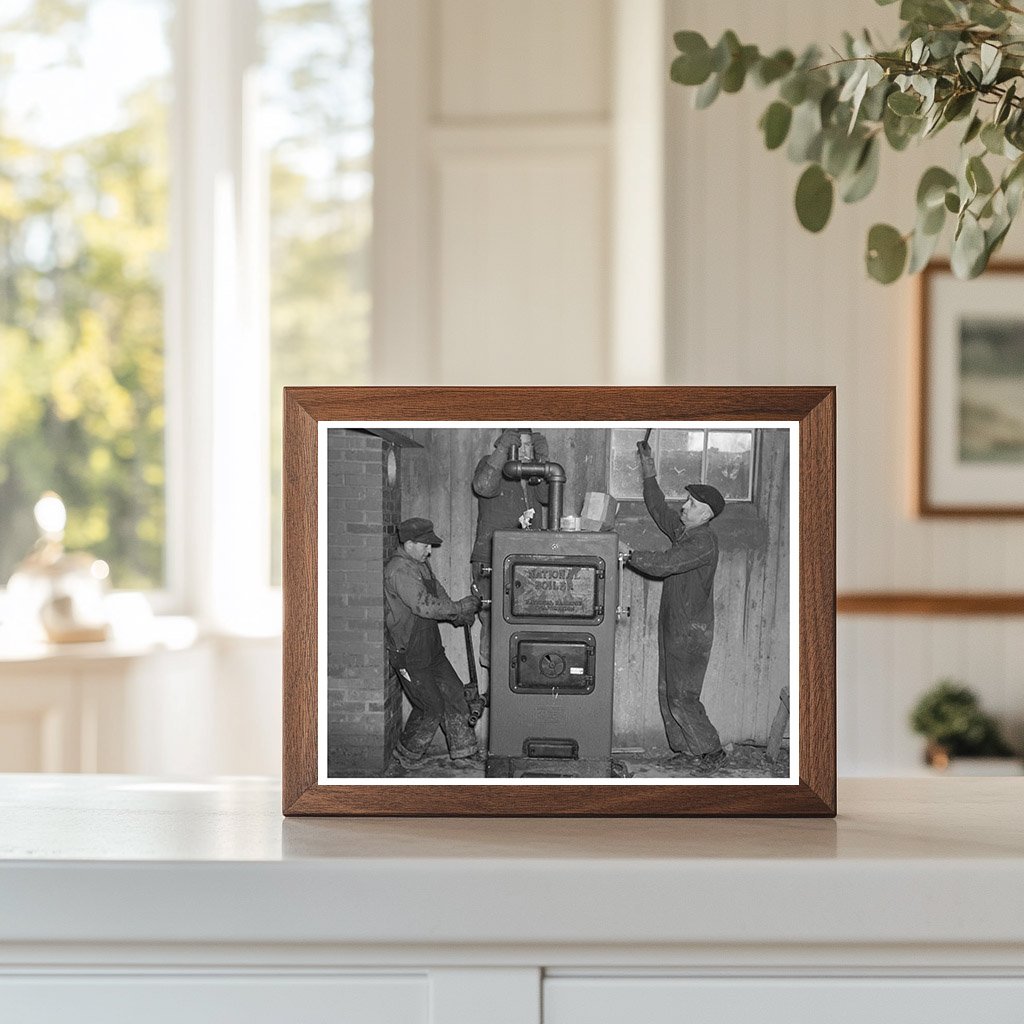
left=609, top=428, right=755, bottom=501
left=0, top=0, right=374, bottom=621
left=261, top=0, right=372, bottom=583
left=0, top=0, right=172, bottom=589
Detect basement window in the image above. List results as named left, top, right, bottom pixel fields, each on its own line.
left=608, top=428, right=755, bottom=502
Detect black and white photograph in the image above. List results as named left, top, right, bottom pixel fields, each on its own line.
left=317, top=421, right=797, bottom=785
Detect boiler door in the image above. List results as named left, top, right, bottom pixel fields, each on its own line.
left=510, top=633, right=595, bottom=694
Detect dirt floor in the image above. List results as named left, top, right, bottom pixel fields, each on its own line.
left=381, top=742, right=789, bottom=780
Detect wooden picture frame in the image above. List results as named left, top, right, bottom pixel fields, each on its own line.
left=283, top=387, right=836, bottom=816
left=917, top=261, right=1024, bottom=517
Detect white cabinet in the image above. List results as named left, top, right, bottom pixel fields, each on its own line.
left=544, top=977, right=1024, bottom=1023
left=2, top=976, right=428, bottom=1024
left=1, top=777, right=1022, bottom=1023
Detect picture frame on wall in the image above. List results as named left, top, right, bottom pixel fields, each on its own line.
left=918, top=261, right=1024, bottom=517
left=282, top=387, right=836, bottom=817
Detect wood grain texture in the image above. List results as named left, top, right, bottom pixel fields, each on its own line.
left=838, top=593, right=1024, bottom=616
left=282, top=387, right=836, bottom=817
left=282, top=391, right=319, bottom=813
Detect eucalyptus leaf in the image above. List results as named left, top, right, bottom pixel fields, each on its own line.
left=795, top=164, right=834, bottom=232
left=922, top=103, right=946, bottom=137
left=981, top=122, right=1005, bottom=155
left=842, top=137, right=881, bottom=203
left=995, top=82, right=1017, bottom=124
left=921, top=200, right=946, bottom=235
left=980, top=42, right=1003, bottom=87
left=754, top=49, right=795, bottom=87
left=1003, top=157, right=1024, bottom=216
left=694, top=73, right=721, bottom=109
left=860, top=79, right=892, bottom=122
left=944, top=190, right=961, bottom=213
left=1006, top=171, right=1024, bottom=218
left=967, top=154, right=995, bottom=195
left=822, top=129, right=864, bottom=178
left=721, top=44, right=759, bottom=93
left=888, top=91, right=921, bottom=115
left=779, top=73, right=808, bottom=106
left=820, top=86, right=841, bottom=126
left=866, top=223, right=908, bottom=283
left=917, top=166, right=957, bottom=210
left=942, top=92, right=974, bottom=122
left=884, top=106, right=920, bottom=150
left=760, top=102, right=793, bottom=150
left=962, top=115, right=983, bottom=145
left=787, top=101, right=824, bottom=162
left=986, top=212, right=1012, bottom=259
left=970, top=2, right=1009, bottom=30
left=908, top=221, right=943, bottom=273
left=710, top=31, right=740, bottom=73
left=951, top=211, right=986, bottom=278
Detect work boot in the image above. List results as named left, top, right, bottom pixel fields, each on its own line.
left=383, top=757, right=408, bottom=778
left=695, top=747, right=728, bottom=774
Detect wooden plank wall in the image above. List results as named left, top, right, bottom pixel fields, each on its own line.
left=399, top=428, right=789, bottom=751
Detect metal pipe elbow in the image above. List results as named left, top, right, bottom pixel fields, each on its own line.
left=502, top=460, right=566, bottom=483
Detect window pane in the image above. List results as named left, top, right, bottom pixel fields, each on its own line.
left=706, top=430, right=753, bottom=500
left=262, top=0, right=373, bottom=583
left=657, top=429, right=704, bottom=498
left=608, top=428, right=647, bottom=498
left=0, top=0, right=171, bottom=589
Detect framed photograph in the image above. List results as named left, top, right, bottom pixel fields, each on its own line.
left=917, top=261, right=1024, bottom=517
left=283, top=387, right=835, bottom=816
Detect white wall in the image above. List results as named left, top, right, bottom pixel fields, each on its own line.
left=665, top=0, right=1024, bottom=773
left=195, top=0, right=1023, bottom=779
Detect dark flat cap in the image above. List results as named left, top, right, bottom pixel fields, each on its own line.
left=686, top=483, right=726, bottom=518
left=398, top=517, right=443, bottom=545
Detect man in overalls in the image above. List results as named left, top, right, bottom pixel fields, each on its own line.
left=384, top=518, right=483, bottom=775
left=621, top=444, right=728, bottom=774
left=470, top=429, right=550, bottom=667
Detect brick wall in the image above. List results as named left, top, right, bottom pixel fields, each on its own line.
left=325, top=431, right=403, bottom=776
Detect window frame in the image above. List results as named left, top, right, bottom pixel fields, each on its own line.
left=608, top=427, right=757, bottom=503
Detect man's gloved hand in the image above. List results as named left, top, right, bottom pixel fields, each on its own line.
left=455, top=594, right=483, bottom=622
left=531, top=432, right=549, bottom=462
left=494, top=429, right=519, bottom=453
left=637, top=440, right=656, bottom=479
left=487, top=429, right=519, bottom=469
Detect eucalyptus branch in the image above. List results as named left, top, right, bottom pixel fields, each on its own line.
left=670, top=2, right=1024, bottom=282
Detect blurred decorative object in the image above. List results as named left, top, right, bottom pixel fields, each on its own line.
left=670, top=0, right=1024, bottom=283
left=917, top=261, right=1024, bottom=516
left=910, top=679, right=1017, bottom=769
left=5, top=493, right=111, bottom=644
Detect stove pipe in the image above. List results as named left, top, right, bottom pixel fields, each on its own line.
left=502, top=459, right=565, bottom=530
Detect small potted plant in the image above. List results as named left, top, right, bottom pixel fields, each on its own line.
left=909, top=679, right=1019, bottom=773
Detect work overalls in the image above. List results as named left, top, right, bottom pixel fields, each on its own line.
left=392, top=573, right=478, bottom=765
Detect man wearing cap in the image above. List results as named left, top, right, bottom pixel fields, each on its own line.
left=621, top=443, right=728, bottom=773
left=470, top=428, right=550, bottom=668
left=383, top=517, right=484, bottom=775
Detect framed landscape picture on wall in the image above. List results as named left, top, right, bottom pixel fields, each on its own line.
left=282, top=387, right=836, bottom=816
left=918, top=262, right=1024, bottom=517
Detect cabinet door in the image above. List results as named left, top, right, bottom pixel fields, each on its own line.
left=544, top=977, right=1024, bottom=1023
left=0, top=974, right=428, bottom=1024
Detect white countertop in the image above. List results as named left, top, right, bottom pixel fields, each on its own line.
left=2, top=775, right=1022, bottom=952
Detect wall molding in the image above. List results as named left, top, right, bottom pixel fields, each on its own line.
left=837, top=593, right=1024, bottom=616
